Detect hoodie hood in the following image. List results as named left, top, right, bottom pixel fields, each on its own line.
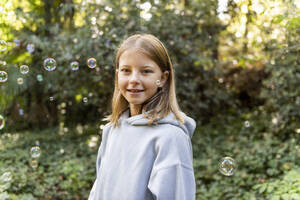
left=119, top=109, right=196, bottom=138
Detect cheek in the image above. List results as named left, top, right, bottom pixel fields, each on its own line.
left=118, top=77, right=126, bottom=89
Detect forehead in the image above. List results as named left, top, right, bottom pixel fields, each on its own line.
left=119, top=49, right=158, bottom=68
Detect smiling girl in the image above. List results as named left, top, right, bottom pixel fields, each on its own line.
left=88, top=33, right=196, bottom=200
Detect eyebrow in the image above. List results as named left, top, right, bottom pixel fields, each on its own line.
left=120, top=65, right=154, bottom=69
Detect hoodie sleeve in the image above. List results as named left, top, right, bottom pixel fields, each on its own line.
left=147, top=127, right=196, bottom=200
left=88, top=123, right=112, bottom=200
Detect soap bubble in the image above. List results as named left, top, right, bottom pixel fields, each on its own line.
left=26, top=44, right=35, bottom=53
left=87, top=58, right=97, bottom=68
left=43, top=58, right=56, bottom=71
left=219, top=157, right=237, bottom=176
left=83, top=97, right=88, bottom=103
left=1, top=172, right=12, bottom=182
left=30, top=146, right=41, bottom=158
left=296, top=96, right=300, bottom=105
left=20, top=65, right=29, bottom=74
left=19, top=109, right=24, bottom=116
left=0, top=71, right=8, bottom=82
left=30, top=160, right=38, bottom=169
left=0, top=115, right=5, bottom=130
left=14, top=39, right=20, bottom=47
left=70, top=61, right=79, bottom=71
left=35, top=140, right=40, bottom=146
left=17, top=77, right=24, bottom=85
left=244, top=121, right=250, bottom=128
left=36, top=74, right=43, bottom=82
left=0, top=40, right=7, bottom=51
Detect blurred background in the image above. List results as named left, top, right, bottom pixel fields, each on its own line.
left=0, top=0, right=299, bottom=199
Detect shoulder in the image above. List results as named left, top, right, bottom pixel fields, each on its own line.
left=155, top=124, right=190, bottom=146
left=101, top=122, right=113, bottom=136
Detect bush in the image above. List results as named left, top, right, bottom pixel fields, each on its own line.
left=0, top=127, right=100, bottom=200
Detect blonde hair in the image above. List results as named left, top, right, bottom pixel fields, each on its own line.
left=104, top=33, right=184, bottom=127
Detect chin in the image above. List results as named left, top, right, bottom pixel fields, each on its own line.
left=128, top=100, right=145, bottom=105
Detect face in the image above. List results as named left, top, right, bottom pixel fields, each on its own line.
left=118, top=49, right=169, bottom=106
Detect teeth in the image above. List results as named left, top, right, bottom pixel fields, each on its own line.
left=129, top=89, right=142, bottom=92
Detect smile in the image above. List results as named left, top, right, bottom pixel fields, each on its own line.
left=127, top=89, right=144, bottom=94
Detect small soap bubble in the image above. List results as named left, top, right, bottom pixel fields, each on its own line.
left=36, top=74, right=43, bottom=82
left=87, top=58, right=97, bottom=68
left=30, top=160, right=38, bottom=169
left=83, top=97, right=88, bottom=103
left=14, top=39, right=20, bottom=47
left=0, top=71, right=8, bottom=82
left=30, top=146, right=41, bottom=158
left=1, top=172, right=12, bottom=182
left=0, top=40, right=7, bottom=51
left=35, top=140, right=40, bottom=146
left=0, top=115, right=5, bottom=130
left=20, top=65, right=29, bottom=74
left=70, top=61, right=79, bottom=71
left=219, top=157, right=237, bottom=176
left=17, top=77, right=24, bottom=85
left=43, top=58, right=57, bottom=71
left=296, top=96, right=300, bottom=105
left=26, top=44, right=35, bottom=53
left=244, top=121, right=250, bottom=128
left=270, top=60, right=275, bottom=65
left=19, top=108, right=24, bottom=116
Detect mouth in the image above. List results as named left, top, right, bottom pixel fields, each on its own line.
left=127, top=89, right=144, bottom=93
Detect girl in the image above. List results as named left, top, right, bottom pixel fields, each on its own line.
left=89, top=33, right=196, bottom=200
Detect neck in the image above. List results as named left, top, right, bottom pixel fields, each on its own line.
left=129, top=104, right=142, bottom=117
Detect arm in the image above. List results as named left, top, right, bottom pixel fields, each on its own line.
left=147, top=129, right=196, bottom=200
left=88, top=123, right=112, bottom=200
left=148, top=164, right=195, bottom=200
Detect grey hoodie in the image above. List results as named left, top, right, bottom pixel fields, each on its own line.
left=88, top=108, right=196, bottom=200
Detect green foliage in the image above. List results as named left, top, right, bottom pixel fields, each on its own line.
left=0, top=0, right=234, bottom=130
left=253, top=169, right=300, bottom=200
left=0, top=0, right=299, bottom=198
left=192, top=109, right=300, bottom=200
left=259, top=12, right=300, bottom=139
left=0, top=127, right=99, bottom=200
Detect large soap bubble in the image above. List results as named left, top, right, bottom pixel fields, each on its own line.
left=70, top=61, right=79, bottom=71
left=0, top=71, right=8, bottom=82
left=0, top=115, right=5, bottom=130
left=0, top=40, right=7, bottom=51
left=87, top=58, right=97, bottom=68
left=219, top=157, right=237, bottom=176
left=20, top=65, right=29, bottom=74
left=30, top=146, right=41, bottom=158
left=43, top=58, right=57, bottom=71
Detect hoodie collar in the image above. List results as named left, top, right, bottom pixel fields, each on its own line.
left=119, top=108, right=196, bottom=138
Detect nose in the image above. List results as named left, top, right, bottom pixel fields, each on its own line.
left=129, top=71, right=140, bottom=84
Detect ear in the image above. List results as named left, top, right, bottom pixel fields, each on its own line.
left=161, top=71, right=169, bottom=86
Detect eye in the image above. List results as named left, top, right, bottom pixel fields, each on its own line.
left=143, top=70, right=152, bottom=73
left=121, top=68, right=130, bottom=72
